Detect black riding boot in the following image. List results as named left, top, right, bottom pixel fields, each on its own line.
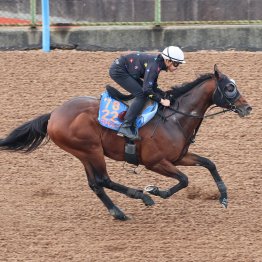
left=118, top=120, right=140, bottom=140
left=118, top=96, right=146, bottom=140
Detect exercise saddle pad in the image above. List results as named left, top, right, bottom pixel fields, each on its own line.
left=98, top=91, right=158, bottom=131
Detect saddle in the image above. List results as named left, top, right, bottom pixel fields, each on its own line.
left=106, top=85, right=134, bottom=106
left=98, top=85, right=158, bottom=131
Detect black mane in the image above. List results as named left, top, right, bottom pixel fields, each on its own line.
left=166, top=73, right=213, bottom=101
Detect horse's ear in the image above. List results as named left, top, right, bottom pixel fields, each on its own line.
left=214, top=64, right=222, bottom=80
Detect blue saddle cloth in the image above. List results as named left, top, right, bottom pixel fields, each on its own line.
left=98, top=91, right=158, bottom=131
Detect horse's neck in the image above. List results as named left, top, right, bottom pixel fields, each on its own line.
left=170, top=79, right=215, bottom=139
left=178, top=79, right=214, bottom=116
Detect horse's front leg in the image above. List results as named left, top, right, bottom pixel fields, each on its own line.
left=145, top=159, right=189, bottom=199
left=176, top=152, right=228, bottom=208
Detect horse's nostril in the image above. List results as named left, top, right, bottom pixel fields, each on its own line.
left=247, top=106, right=252, bottom=113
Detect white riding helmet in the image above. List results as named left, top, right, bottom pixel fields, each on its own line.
left=161, top=46, right=185, bottom=64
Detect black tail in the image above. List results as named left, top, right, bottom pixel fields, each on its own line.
left=0, top=113, right=51, bottom=153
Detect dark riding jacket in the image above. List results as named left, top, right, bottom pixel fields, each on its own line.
left=117, top=53, right=167, bottom=102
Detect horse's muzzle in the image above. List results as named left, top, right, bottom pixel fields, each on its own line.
left=236, top=104, right=252, bottom=117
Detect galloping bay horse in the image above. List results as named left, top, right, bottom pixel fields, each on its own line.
left=0, top=65, right=252, bottom=220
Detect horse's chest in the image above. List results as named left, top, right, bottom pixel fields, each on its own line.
left=141, top=134, right=186, bottom=164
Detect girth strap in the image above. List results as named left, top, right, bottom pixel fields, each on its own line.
left=124, top=141, right=139, bottom=166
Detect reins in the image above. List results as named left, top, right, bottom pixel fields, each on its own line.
left=165, top=106, right=234, bottom=120
left=150, top=99, right=234, bottom=138
left=204, top=107, right=234, bottom=118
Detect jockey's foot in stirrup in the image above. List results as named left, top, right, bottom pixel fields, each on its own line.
left=118, top=120, right=140, bottom=140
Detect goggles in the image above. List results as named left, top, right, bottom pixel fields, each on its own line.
left=171, top=61, right=180, bottom=67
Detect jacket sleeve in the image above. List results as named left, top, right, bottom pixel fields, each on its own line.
left=142, top=64, right=163, bottom=102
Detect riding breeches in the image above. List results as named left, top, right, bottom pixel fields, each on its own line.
left=109, top=60, right=147, bottom=123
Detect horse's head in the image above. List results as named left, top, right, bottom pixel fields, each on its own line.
left=213, top=65, right=252, bottom=117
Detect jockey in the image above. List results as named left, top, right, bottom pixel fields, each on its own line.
left=109, top=46, right=186, bottom=140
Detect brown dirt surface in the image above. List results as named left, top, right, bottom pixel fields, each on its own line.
left=0, top=50, right=261, bottom=262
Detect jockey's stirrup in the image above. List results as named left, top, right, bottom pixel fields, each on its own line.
left=117, top=120, right=140, bottom=140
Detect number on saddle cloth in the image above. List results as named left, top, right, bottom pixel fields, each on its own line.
left=98, top=91, right=158, bottom=131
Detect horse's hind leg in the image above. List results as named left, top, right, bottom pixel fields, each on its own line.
left=84, top=164, right=128, bottom=221
left=83, top=152, right=154, bottom=212
left=101, top=177, right=154, bottom=206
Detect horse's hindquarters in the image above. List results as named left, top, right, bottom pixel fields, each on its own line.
left=47, top=97, right=102, bottom=158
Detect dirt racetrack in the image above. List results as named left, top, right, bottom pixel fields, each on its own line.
left=0, top=50, right=261, bottom=262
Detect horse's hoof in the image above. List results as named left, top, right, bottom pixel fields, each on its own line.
left=109, top=206, right=128, bottom=221
left=220, top=197, right=228, bottom=208
left=144, top=185, right=159, bottom=196
left=142, top=194, right=155, bottom=206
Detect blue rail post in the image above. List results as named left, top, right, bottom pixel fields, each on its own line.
left=42, top=0, right=50, bottom=52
